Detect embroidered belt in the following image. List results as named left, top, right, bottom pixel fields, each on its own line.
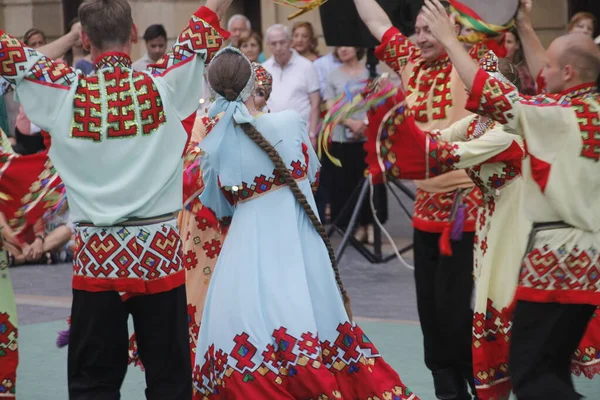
left=77, top=213, right=175, bottom=228
left=525, top=221, right=572, bottom=254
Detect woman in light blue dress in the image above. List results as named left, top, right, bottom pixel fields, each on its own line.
left=191, top=47, right=418, bottom=399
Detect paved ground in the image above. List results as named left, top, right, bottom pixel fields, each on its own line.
left=10, top=182, right=599, bottom=399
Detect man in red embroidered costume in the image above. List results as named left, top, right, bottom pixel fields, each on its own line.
left=0, top=0, right=231, bottom=397
left=354, top=0, right=481, bottom=398
left=421, top=0, right=600, bottom=398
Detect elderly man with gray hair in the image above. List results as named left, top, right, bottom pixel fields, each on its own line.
left=226, top=14, right=265, bottom=61
left=262, top=24, right=321, bottom=148
left=227, top=14, right=250, bottom=47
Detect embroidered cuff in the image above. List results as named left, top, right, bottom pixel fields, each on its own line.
left=374, top=26, right=401, bottom=60
left=465, top=69, right=489, bottom=113
left=194, top=6, right=230, bottom=40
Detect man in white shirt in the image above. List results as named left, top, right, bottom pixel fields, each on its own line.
left=263, top=24, right=321, bottom=146
left=132, top=24, right=168, bottom=71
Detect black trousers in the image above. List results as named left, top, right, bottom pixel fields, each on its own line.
left=413, top=229, right=476, bottom=389
left=68, top=285, right=192, bottom=400
left=509, top=300, right=596, bottom=400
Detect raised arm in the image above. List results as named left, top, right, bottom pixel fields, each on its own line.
left=148, top=2, right=231, bottom=120
left=355, top=0, right=418, bottom=77
left=515, top=0, right=547, bottom=83
left=353, top=0, right=394, bottom=42
left=37, top=23, right=81, bottom=60
left=420, top=0, right=480, bottom=93
left=0, top=27, right=78, bottom=132
left=381, top=106, right=523, bottom=181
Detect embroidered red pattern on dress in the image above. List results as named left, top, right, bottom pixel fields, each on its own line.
left=193, top=322, right=418, bottom=400
left=472, top=299, right=514, bottom=399
left=222, top=160, right=309, bottom=206
left=0, top=311, right=17, bottom=398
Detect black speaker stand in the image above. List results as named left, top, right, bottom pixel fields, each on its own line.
left=327, top=177, right=415, bottom=264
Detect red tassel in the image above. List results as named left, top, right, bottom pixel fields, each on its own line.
left=439, top=224, right=453, bottom=256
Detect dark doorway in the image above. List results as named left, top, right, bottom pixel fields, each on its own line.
left=62, top=0, right=83, bottom=33
left=570, top=0, right=600, bottom=36
left=243, top=0, right=262, bottom=35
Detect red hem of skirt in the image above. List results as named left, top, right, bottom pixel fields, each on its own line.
left=475, top=379, right=512, bottom=400
left=571, top=360, right=600, bottom=379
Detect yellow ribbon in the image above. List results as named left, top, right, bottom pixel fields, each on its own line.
left=274, top=0, right=329, bottom=20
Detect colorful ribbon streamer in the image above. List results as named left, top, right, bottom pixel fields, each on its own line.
left=450, top=0, right=515, bottom=44
left=318, top=78, right=398, bottom=167
left=274, top=0, right=329, bottom=20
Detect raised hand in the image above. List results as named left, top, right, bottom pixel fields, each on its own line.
left=516, top=0, right=533, bottom=26
left=420, top=0, right=459, bottom=48
left=353, top=0, right=393, bottom=42
left=205, top=0, right=233, bottom=20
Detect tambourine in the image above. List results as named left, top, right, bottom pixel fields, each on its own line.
left=450, top=0, right=519, bottom=40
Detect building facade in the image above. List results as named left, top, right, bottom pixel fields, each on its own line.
left=0, top=0, right=594, bottom=62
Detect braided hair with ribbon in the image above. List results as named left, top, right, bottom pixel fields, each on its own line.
left=204, top=47, right=352, bottom=319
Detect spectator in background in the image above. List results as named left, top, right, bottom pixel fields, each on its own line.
left=263, top=24, right=321, bottom=147
left=64, top=18, right=94, bottom=74
left=313, top=52, right=341, bottom=98
left=292, top=21, right=319, bottom=61
left=132, top=24, right=168, bottom=71
left=324, top=46, right=375, bottom=243
left=12, top=28, right=48, bottom=154
left=505, top=29, right=536, bottom=95
left=228, top=14, right=266, bottom=62
left=23, top=28, right=47, bottom=49
left=238, top=31, right=263, bottom=62
left=568, top=12, right=596, bottom=37
left=227, top=14, right=251, bottom=47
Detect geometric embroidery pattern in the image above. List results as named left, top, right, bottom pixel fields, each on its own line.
left=223, top=159, right=309, bottom=206
left=472, top=299, right=514, bottom=397
left=520, top=245, right=600, bottom=294
left=377, top=32, right=419, bottom=77
left=71, top=58, right=166, bottom=142
left=573, top=99, right=600, bottom=161
left=74, top=221, right=183, bottom=283
left=0, top=311, right=18, bottom=397
left=148, top=16, right=223, bottom=75
left=407, top=57, right=453, bottom=123
left=193, top=322, right=418, bottom=399
left=26, top=57, right=77, bottom=86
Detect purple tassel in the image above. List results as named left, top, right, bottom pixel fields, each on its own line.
left=56, top=328, right=70, bottom=348
left=451, top=204, right=466, bottom=241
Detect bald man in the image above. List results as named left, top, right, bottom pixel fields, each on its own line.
left=420, top=0, right=600, bottom=398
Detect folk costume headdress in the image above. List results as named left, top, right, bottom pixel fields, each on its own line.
left=450, top=0, right=519, bottom=58
left=252, top=62, right=273, bottom=99
left=201, top=46, right=256, bottom=191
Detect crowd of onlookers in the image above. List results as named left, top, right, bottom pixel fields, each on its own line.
left=2, top=9, right=600, bottom=265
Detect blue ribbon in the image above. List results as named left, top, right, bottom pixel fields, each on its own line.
left=198, top=96, right=255, bottom=188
